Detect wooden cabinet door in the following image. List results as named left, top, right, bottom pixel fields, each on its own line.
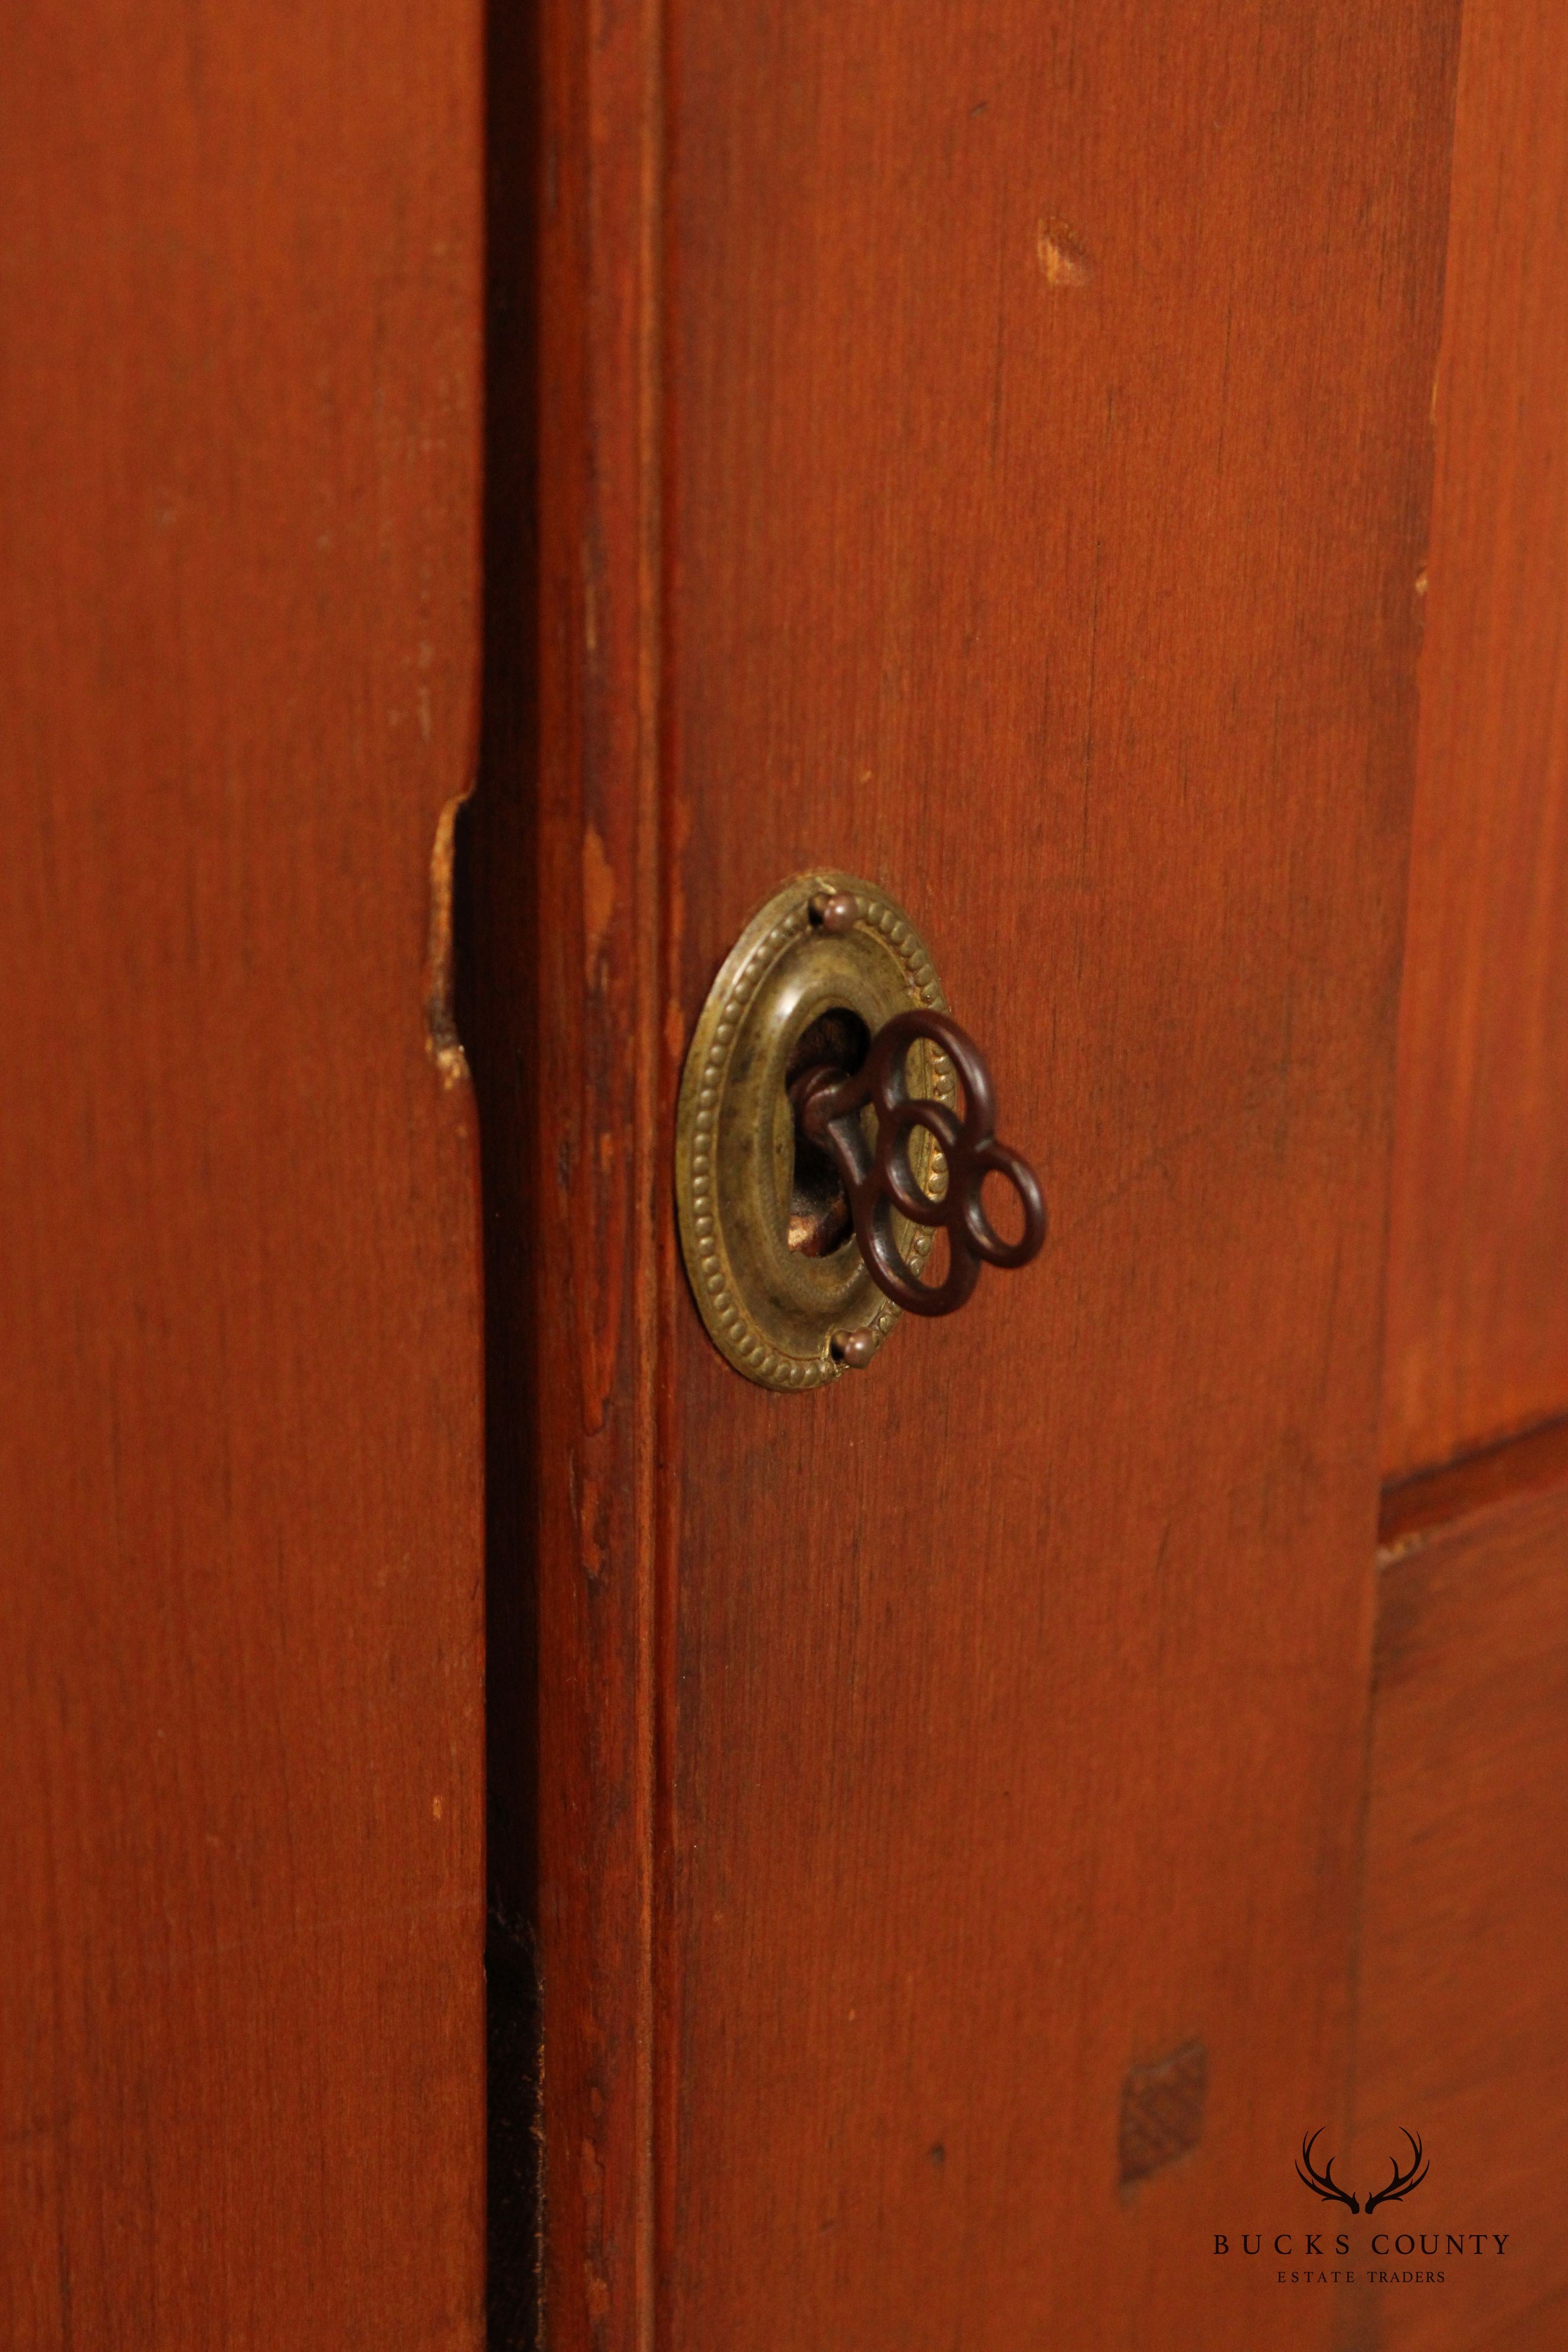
left=14, top=0, right=1566, bottom=2344
left=466, top=4, right=1465, bottom=2348
left=0, top=5, right=486, bottom=2344
left=1347, top=4, right=1568, bottom=2343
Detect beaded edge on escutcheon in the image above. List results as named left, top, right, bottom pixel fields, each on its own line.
left=684, top=880, right=952, bottom=1387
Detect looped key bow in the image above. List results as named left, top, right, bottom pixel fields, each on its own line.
left=790, top=1008, right=1046, bottom=1317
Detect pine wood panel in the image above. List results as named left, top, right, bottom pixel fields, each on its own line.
left=0, top=6, right=486, bottom=2344
left=1380, top=1413, right=1568, bottom=1555
left=1346, top=1462, right=1568, bottom=2350
left=465, top=0, right=666, bottom=2338
left=1383, top=0, right=1568, bottom=1478
left=502, top=3, right=1462, bottom=2347
left=664, top=9, right=1451, bottom=2343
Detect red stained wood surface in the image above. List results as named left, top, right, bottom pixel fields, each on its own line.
left=507, top=3, right=1461, bottom=2346
left=0, top=6, right=486, bottom=2344
left=1348, top=1453, right=1568, bottom=2348
left=1380, top=1410, right=1568, bottom=1555
left=1383, top=0, right=1568, bottom=1478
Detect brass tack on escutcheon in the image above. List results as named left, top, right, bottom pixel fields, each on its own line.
left=809, top=890, right=861, bottom=937
left=831, top=1327, right=878, bottom=1370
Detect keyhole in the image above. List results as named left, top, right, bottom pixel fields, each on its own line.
left=785, top=1007, right=869, bottom=1255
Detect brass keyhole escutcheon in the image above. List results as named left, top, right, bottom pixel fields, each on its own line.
left=675, top=872, right=953, bottom=1388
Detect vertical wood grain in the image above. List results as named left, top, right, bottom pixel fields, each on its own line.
left=662, top=9, right=1455, bottom=2346
left=1347, top=1466, right=1568, bottom=2348
left=0, top=5, right=485, bottom=2344
left=506, top=3, right=1462, bottom=2348
left=1383, top=0, right=1568, bottom=1477
left=466, top=0, right=664, bottom=2343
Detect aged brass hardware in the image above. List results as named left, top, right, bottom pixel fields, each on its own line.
left=675, top=872, right=1045, bottom=1389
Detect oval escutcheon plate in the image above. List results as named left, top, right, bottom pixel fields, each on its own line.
left=675, top=871, right=952, bottom=1389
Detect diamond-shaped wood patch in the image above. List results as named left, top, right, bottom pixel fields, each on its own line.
left=1119, top=2041, right=1207, bottom=2186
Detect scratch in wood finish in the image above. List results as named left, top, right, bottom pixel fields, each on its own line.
left=583, top=823, right=617, bottom=987
left=424, top=791, right=472, bottom=1087
left=1036, top=215, right=1094, bottom=287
